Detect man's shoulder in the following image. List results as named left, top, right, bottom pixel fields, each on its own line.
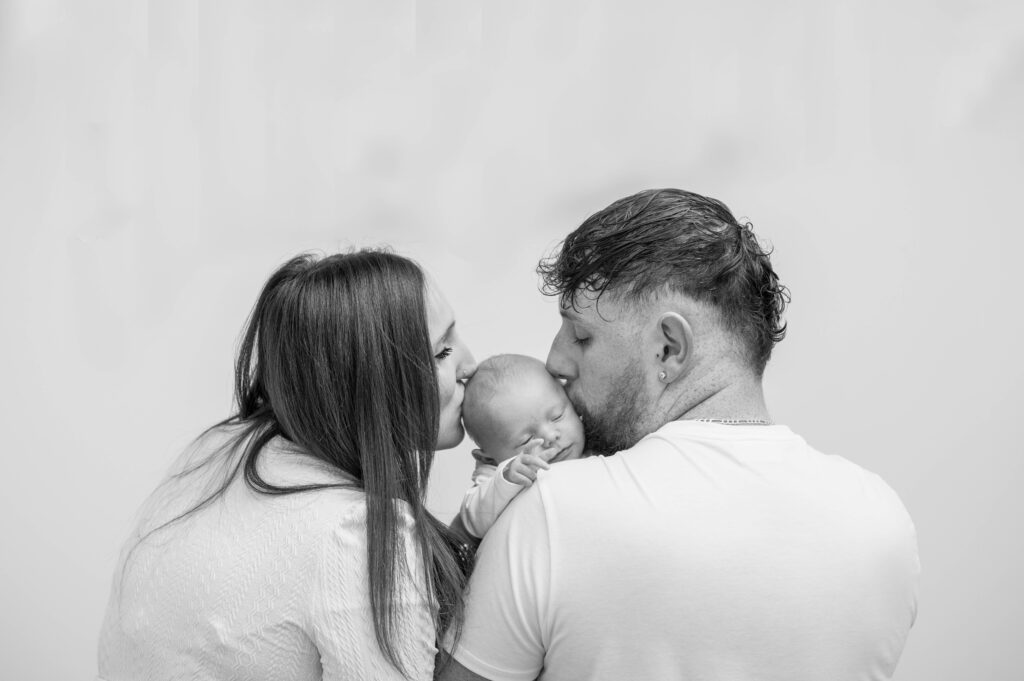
left=489, top=455, right=614, bottom=524
left=533, top=453, right=619, bottom=491
left=525, top=430, right=697, bottom=500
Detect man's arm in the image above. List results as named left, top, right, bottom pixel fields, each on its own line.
left=435, top=652, right=491, bottom=681
left=442, top=482, right=551, bottom=681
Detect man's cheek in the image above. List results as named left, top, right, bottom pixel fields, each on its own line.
left=566, top=386, right=585, bottom=412
left=568, top=392, right=593, bottom=425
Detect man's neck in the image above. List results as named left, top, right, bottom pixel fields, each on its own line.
left=678, top=380, right=770, bottom=422
left=660, top=361, right=771, bottom=425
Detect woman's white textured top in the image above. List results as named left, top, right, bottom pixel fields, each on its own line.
left=98, top=427, right=436, bottom=680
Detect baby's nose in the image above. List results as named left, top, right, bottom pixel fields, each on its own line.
left=540, top=428, right=561, bottom=446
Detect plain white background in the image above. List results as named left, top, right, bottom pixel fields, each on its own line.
left=1, top=1, right=1021, bottom=679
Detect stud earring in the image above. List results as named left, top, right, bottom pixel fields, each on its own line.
left=658, top=371, right=667, bottom=381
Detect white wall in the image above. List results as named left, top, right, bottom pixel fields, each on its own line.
left=1, top=1, right=1021, bottom=679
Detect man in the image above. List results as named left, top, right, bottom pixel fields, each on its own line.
left=440, top=189, right=919, bottom=681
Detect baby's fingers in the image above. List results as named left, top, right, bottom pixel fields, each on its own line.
left=519, top=453, right=551, bottom=472
left=536, top=444, right=563, bottom=463
left=505, top=467, right=536, bottom=486
left=519, top=438, right=548, bottom=457
left=521, top=438, right=563, bottom=463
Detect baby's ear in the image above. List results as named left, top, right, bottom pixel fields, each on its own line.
left=471, top=449, right=498, bottom=466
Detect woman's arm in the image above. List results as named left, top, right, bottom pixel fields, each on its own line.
left=311, top=504, right=437, bottom=680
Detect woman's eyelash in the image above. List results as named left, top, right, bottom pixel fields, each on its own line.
left=434, top=347, right=453, bottom=360
left=572, top=337, right=589, bottom=346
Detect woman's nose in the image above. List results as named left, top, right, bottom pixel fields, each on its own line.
left=457, top=348, right=477, bottom=381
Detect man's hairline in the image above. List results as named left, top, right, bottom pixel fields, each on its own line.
left=558, top=284, right=702, bottom=325
left=557, top=284, right=760, bottom=371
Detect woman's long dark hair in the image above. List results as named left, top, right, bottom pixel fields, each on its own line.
left=145, top=250, right=470, bottom=676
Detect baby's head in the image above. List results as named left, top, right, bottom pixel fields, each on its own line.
left=462, top=354, right=585, bottom=465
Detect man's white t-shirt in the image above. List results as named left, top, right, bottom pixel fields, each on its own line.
left=450, top=421, right=920, bottom=681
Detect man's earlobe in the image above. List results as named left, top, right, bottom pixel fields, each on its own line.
left=657, top=312, right=693, bottom=382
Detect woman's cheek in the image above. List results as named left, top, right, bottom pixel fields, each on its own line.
left=438, top=368, right=456, bottom=411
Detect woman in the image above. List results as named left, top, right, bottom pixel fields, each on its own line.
left=98, top=250, right=476, bottom=680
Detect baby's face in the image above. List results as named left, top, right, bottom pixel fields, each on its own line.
left=478, top=370, right=585, bottom=465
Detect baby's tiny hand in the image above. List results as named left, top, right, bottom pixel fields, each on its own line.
left=502, top=438, right=559, bottom=486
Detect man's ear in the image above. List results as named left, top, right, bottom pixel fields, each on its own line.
left=656, top=312, right=693, bottom=383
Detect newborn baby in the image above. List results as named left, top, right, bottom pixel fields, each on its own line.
left=458, top=354, right=585, bottom=539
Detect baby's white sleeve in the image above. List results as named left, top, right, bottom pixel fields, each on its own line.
left=459, top=459, right=524, bottom=538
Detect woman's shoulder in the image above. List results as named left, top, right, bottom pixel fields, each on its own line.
left=255, top=437, right=420, bottom=532
left=260, top=435, right=359, bottom=487
left=161, top=424, right=420, bottom=540
left=254, top=437, right=364, bottom=511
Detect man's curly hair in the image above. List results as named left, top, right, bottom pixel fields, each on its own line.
left=537, top=188, right=790, bottom=375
